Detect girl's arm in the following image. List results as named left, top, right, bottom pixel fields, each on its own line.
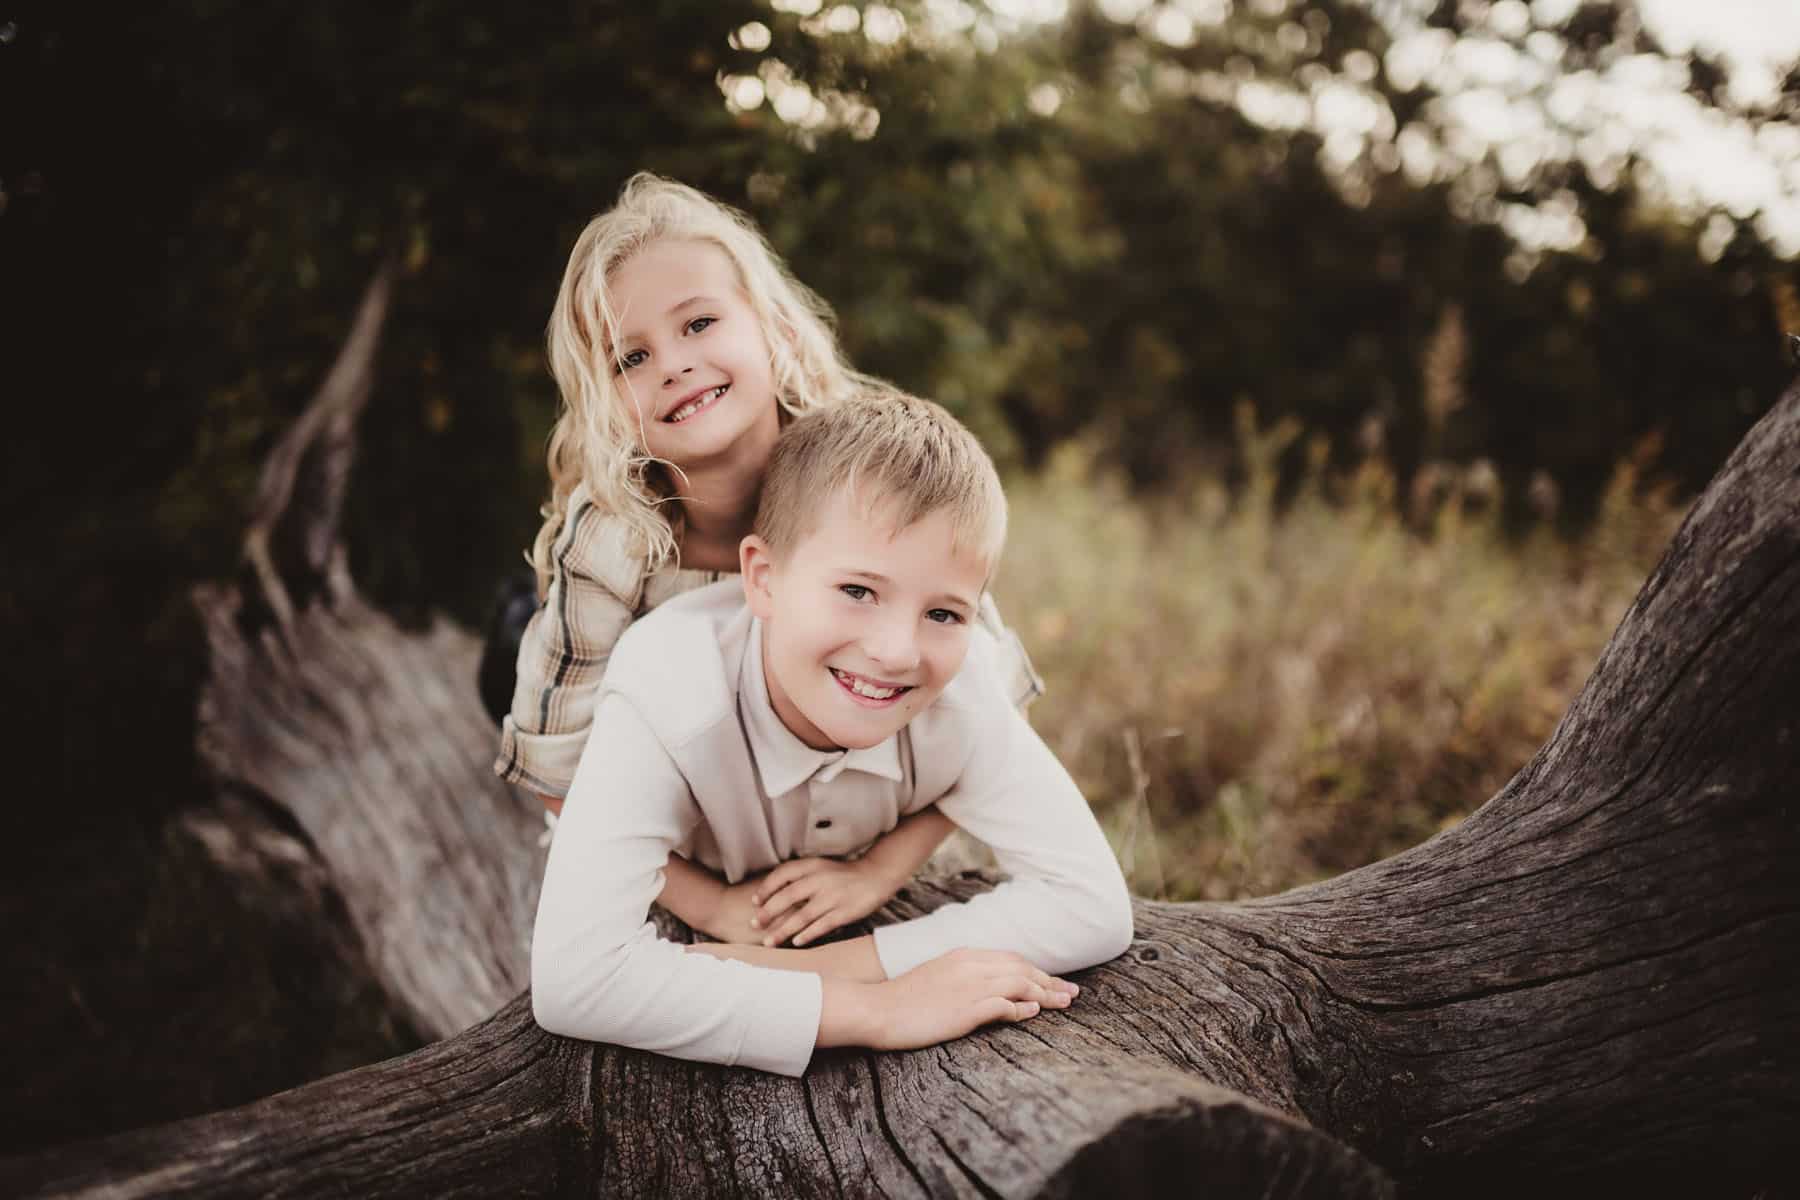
left=495, top=508, right=642, bottom=800
left=750, top=807, right=956, bottom=947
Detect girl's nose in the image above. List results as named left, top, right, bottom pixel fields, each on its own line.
left=662, top=362, right=694, bottom=387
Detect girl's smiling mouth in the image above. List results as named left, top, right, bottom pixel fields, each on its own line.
left=829, top=668, right=913, bottom=705
left=665, top=384, right=729, bottom=423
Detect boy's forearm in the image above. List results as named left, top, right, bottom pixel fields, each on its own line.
left=857, top=807, right=955, bottom=890
left=656, top=855, right=726, bottom=937
left=816, top=976, right=879, bottom=1048
left=694, top=933, right=887, bottom=983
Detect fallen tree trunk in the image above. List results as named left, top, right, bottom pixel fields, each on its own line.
left=5, top=280, right=1796, bottom=1196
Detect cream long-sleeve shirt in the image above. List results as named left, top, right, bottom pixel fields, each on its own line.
left=529, top=581, right=1133, bottom=1077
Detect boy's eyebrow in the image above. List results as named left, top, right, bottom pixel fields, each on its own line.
left=839, top=569, right=978, bottom=610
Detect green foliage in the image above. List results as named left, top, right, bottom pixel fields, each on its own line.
left=4, top=0, right=1796, bottom=846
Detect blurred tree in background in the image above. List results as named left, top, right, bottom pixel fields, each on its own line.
left=7, top=0, right=1795, bottom=630
left=2, top=0, right=1797, bottom=1151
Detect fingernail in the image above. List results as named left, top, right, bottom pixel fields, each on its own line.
left=750, top=919, right=760, bottom=929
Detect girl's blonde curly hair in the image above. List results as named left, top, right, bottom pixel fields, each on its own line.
left=533, top=172, right=870, bottom=594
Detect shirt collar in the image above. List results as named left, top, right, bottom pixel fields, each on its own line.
left=739, top=617, right=904, bottom=796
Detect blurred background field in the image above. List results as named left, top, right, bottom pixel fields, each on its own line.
left=3, top=0, right=1796, bottom=1155
left=999, top=421, right=1682, bottom=900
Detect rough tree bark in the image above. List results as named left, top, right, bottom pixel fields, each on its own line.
left=4, top=275, right=1795, bottom=1197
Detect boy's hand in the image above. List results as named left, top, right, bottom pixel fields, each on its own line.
left=754, top=856, right=898, bottom=947
left=840, top=949, right=1078, bottom=1051
left=704, top=877, right=765, bottom=945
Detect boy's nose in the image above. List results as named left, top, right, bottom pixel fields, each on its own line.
left=865, top=622, right=921, bottom=676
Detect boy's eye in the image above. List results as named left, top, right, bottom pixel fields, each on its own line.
left=687, top=315, right=716, bottom=335
left=839, top=584, right=873, bottom=602
left=614, top=348, right=647, bottom=373
left=926, top=608, right=965, bottom=625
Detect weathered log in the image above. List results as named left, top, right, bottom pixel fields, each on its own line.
left=5, top=286, right=1796, bottom=1196
left=195, top=263, right=548, bottom=1041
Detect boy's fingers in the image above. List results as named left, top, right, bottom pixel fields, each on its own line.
left=756, top=863, right=824, bottom=910
left=973, top=996, right=1017, bottom=1027
left=757, top=881, right=807, bottom=920
left=767, top=899, right=828, bottom=945
left=754, top=860, right=810, bottom=904
left=1006, top=999, right=1041, bottom=1022
left=751, top=868, right=785, bottom=905
left=761, top=903, right=805, bottom=945
left=790, top=912, right=841, bottom=948
left=993, top=974, right=1063, bottom=1009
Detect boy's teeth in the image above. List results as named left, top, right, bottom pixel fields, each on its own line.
left=837, top=670, right=901, bottom=699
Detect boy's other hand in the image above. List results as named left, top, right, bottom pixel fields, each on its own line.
left=753, top=856, right=898, bottom=947
left=706, top=877, right=765, bottom=945
left=856, top=949, right=1077, bottom=1051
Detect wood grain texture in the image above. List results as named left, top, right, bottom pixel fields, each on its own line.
left=6, top=281, right=1794, bottom=1197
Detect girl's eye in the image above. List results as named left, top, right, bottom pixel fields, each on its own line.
left=839, top=584, right=872, bottom=602
left=687, top=315, right=717, bottom=335
left=614, top=348, right=647, bottom=373
left=926, top=608, right=965, bottom=625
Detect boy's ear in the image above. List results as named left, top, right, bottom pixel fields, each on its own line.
left=739, top=534, right=777, bottom=620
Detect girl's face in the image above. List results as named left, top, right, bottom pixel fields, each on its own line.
left=606, top=239, right=781, bottom=475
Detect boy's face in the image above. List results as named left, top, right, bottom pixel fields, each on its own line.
left=741, top=490, right=990, bottom=752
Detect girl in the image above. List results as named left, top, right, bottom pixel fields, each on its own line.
left=496, top=174, right=1042, bottom=949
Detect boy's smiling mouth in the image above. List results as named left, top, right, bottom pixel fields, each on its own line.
left=665, top=384, right=728, bottom=423
left=829, top=668, right=913, bottom=704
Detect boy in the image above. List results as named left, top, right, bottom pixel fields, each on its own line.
left=530, top=390, right=1133, bottom=1075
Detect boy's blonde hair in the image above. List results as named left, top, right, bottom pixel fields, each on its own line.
left=533, top=173, right=870, bottom=592
left=755, top=388, right=1008, bottom=572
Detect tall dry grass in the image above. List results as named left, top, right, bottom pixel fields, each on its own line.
left=995, top=413, right=1685, bottom=901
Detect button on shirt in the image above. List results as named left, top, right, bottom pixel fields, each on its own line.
left=529, top=581, right=1133, bottom=1078
left=732, top=621, right=923, bottom=866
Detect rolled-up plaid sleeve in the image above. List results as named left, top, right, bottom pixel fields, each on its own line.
left=494, top=500, right=646, bottom=798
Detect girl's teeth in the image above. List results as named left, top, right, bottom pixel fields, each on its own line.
left=668, top=385, right=727, bottom=423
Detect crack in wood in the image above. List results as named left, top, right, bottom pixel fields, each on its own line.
left=864, top=1054, right=931, bottom=1199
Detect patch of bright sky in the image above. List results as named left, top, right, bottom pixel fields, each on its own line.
left=1374, top=1, right=1800, bottom=255
left=753, top=0, right=1800, bottom=255
left=984, top=0, right=1800, bottom=255
left=1636, top=0, right=1800, bottom=105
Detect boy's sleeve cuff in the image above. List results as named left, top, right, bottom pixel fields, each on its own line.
left=871, top=918, right=949, bottom=980
left=732, top=962, right=824, bottom=1077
